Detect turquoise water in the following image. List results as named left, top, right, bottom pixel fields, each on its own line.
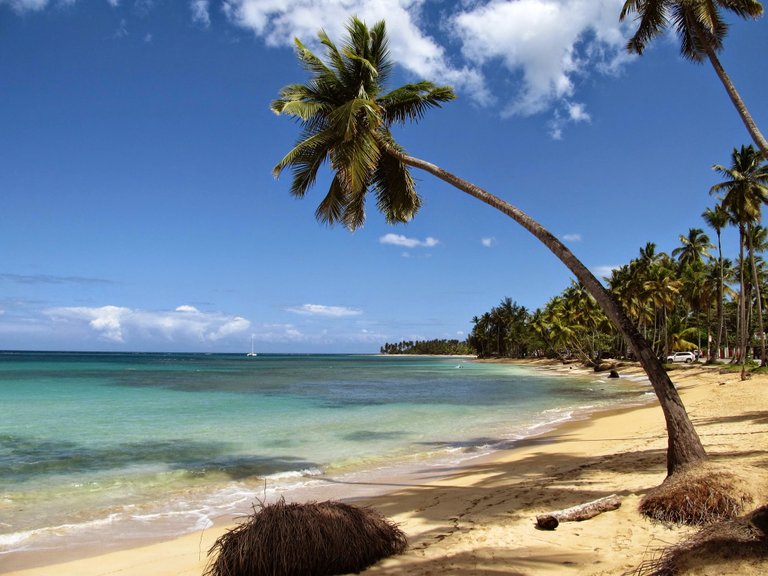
left=0, top=352, right=648, bottom=561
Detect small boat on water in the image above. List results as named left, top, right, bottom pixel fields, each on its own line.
left=247, top=336, right=258, bottom=357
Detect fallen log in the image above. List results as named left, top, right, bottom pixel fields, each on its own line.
left=536, top=494, right=621, bottom=530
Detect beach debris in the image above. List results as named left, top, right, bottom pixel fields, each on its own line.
left=204, top=498, right=407, bottom=576
left=632, top=504, right=768, bottom=575
left=639, top=463, right=755, bottom=525
left=535, top=494, right=622, bottom=530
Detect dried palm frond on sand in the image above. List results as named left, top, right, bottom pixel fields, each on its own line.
left=632, top=504, right=768, bottom=575
left=205, top=499, right=407, bottom=576
left=639, top=463, right=756, bottom=525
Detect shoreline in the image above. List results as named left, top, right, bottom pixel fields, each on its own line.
left=4, top=360, right=768, bottom=575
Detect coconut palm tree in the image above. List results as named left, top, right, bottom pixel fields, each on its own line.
left=702, top=204, right=730, bottom=362
left=271, top=17, right=706, bottom=475
left=672, top=228, right=713, bottom=270
left=711, top=145, right=768, bottom=369
left=619, top=1, right=768, bottom=158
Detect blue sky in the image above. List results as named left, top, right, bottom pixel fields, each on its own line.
left=1, top=0, right=766, bottom=353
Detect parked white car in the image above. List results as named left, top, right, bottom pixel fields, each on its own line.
left=666, top=351, right=696, bottom=363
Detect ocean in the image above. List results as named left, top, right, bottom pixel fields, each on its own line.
left=0, top=351, right=650, bottom=567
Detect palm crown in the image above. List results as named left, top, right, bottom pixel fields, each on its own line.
left=271, top=18, right=455, bottom=230
left=620, top=0, right=764, bottom=62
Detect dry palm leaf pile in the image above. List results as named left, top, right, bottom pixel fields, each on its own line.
left=205, top=499, right=407, bottom=576
left=633, top=504, right=768, bottom=575
left=639, top=463, right=756, bottom=525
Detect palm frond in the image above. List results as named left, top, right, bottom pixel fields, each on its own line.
left=327, top=98, right=381, bottom=143
left=380, top=82, right=456, bottom=125
left=318, top=29, right=351, bottom=90
left=368, top=20, right=392, bottom=86
left=341, top=182, right=368, bottom=231
left=273, top=129, right=333, bottom=181
left=622, top=0, right=669, bottom=55
left=719, top=0, right=764, bottom=19
left=372, top=143, right=420, bottom=224
left=294, top=38, right=332, bottom=78
left=286, top=143, right=329, bottom=199
left=329, top=128, right=380, bottom=197
left=315, top=175, right=348, bottom=226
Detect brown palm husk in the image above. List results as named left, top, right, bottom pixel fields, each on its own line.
left=204, top=499, right=407, bottom=576
left=632, top=504, right=768, bottom=575
left=639, top=463, right=755, bottom=525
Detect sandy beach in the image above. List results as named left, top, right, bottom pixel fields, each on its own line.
left=4, top=360, right=767, bottom=576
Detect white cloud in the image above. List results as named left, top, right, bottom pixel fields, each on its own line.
left=562, top=233, right=582, bottom=242
left=380, top=233, right=439, bottom=248
left=453, top=0, right=631, bottom=130
left=593, top=264, right=619, bottom=279
left=568, top=101, right=591, bottom=122
left=0, top=0, right=49, bottom=12
left=285, top=304, right=363, bottom=317
left=222, top=0, right=491, bottom=103
left=45, top=305, right=250, bottom=344
left=191, top=0, right=211, bottom=26
left=481, top=237, right=495, bottom=248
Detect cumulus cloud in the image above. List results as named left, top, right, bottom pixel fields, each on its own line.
left=453, top=0, right=631, bottom=130
left=45, top=305, right=250, bottom=343
left=285, top=304, right=362, bottom=317
left=380, top=233, right=439, bottom=248
left=562, top=233, right=582, bottom=242
left=223, top=0, right=633, bottom=135
left=222, top=0, right=490, bottom=103
left=481, top=237, right=495, bottom=248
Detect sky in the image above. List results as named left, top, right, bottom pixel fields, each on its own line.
left=1, top=0, right=766, bottom=354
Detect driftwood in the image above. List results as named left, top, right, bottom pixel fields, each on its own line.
left=536, top=494, right=621, bottom=530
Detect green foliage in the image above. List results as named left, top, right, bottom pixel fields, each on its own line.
left=380, top=339, right=473, bottom=356
left=467, top=298, right=541, bottom=359
left=271, top=17, right=455, bottom=231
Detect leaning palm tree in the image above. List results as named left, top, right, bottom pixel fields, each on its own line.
left=619, top=0, right=768, bottom=158
left=271, top=17, right=706, bottom=475
left=711, top=145, right=768, bottom=370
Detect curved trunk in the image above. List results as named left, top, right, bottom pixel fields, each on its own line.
left=704, top=44, right=768, bottom=159
left=396, top=150, right=707, bottom=475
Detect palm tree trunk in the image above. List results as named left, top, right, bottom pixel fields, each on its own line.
left=394, top=149, right=707, bottom=475
left=739, top=225, right=748, bottom=380
left=710, top=231, right=724, bottom=363
left=704, top=44, right=768, bottom=159
left=746, top=222, right=766, bottom=364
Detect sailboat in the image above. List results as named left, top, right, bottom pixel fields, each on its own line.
left=247, top=335, right=258, bottom=357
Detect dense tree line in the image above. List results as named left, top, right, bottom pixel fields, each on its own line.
left=467, top=145, right=768, bottom=372
left=380, top=339, right=473, bottom=356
